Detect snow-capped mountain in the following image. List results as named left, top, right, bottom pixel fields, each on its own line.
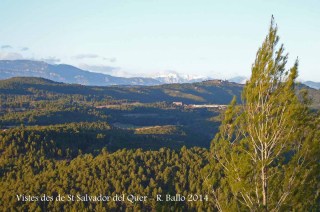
left=0, top=60, right=161, bottom=86
left=151, top=71, right=211, bottom=84
left=228, top=76, right=248, bottom=84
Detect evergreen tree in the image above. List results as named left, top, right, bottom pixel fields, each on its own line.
left=210, top=17, right=320, bottom=211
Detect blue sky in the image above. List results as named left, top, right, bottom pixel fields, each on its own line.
left=0, top=0, right=319, bottom=81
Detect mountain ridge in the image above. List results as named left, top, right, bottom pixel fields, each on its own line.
left=0, top=76, right=243, bottom=104
left=304, top=81, right=320, bottom=90
left=1, top=60, right=319, bottom=90
left=0, top=60, right=226, bottom=86
left=0, top=60, right=161, bottom=86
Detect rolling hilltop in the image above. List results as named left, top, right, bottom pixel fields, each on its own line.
left=0, top=77, right=244, bottom=150
left=1, top=77, right=319, bottom=107
left=0, top=77, right=243, bottom=104
left=1, top=77, right=318, bottom=147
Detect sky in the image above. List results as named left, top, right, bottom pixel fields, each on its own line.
left=0, top=0, right=319, bottom=81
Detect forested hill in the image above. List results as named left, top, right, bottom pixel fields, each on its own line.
left=2, top=77, right=320, bottom=107
left=0, top=77, right=243, bottom=104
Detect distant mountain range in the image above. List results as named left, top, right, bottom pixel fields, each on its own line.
left=0, top=60, right=211, bottom=86
left=0, top=60, right=160, bottom=86
left=226, top=75, right=320, bottom=90
left=151, top=71, right=211, bottom=84
left=303, top=81, right=320, bottom=90
left=0, top=60, right=319, bottom=88
left=227, top=76, right=248, bottom=84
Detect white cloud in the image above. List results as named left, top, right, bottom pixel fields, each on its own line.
left=103, top=57, right=117, bottom=62
left=1, top=45, right=12, bottom=49
left=0, top=52, right=61, bottom=64
left=73, top=54, right=99, bottom=59
left=73, top=54, right=117, bottom=63
left=41, top=57, right=61, bottom=64
left=21, top=47, right=29, bottom=51
left=0, top=52, right=24, bottom=60
left=78, top=64, right=132, bottom=77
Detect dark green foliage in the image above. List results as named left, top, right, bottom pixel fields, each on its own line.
left=0, top=77, right=242, bottom=104
left=0, top=35, right=319, bottom=211
left=208, top=17, right=320, bottom=211
left=0, top=82, right=223, bottom=149
left=0, top=130, right=212, bottom=211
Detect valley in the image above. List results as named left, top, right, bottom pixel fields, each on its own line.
left=0, top=76, right=319, bottom=211
left=0, top=77, right=233, bottom=153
